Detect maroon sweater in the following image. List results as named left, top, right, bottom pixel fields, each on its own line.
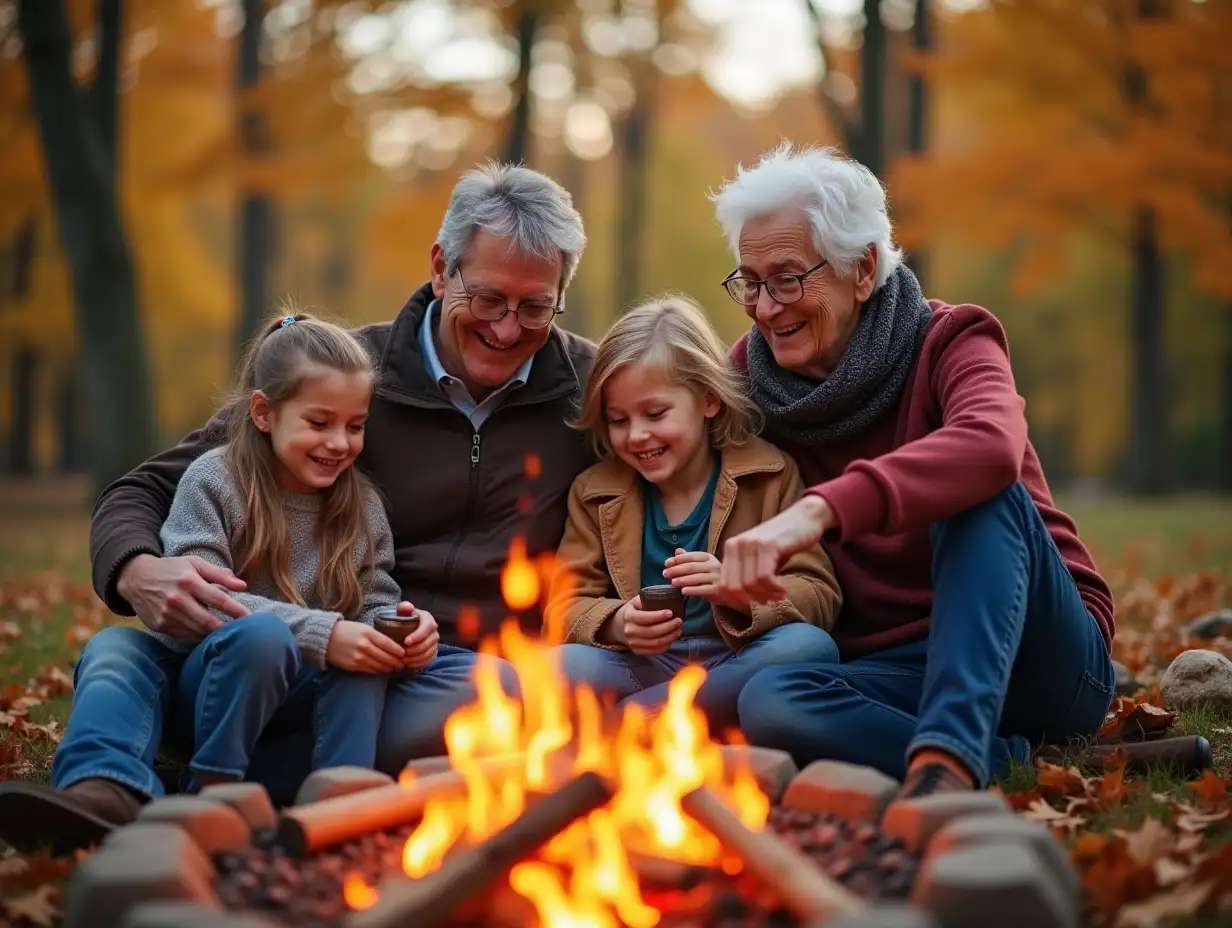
left=732, top=301, right=1115, bottom=660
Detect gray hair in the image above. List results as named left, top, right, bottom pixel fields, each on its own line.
left=436, top=161, right=587, bottom=289
left=709, top=142, right=903, bottom=291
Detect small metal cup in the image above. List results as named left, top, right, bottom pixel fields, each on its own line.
left=373, top=606, right=420, bottom=645
left=639, top=584, right=685, bottom=619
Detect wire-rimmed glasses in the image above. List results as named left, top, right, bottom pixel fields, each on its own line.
left=453, top=267, right=563, bottom=329
left=720, top=259, right=829, bottom=308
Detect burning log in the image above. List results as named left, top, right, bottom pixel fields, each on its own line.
left=278, top=755, right=529, bottom=858
left=345, top=770, right=616, bottom=928
left=681, top=786, right=867, bottom=922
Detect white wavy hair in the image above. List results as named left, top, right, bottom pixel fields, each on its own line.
left=709, top=141, right=903, bottom=292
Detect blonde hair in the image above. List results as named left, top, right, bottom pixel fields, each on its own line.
left=222, top=307, right=379, bottom=619
left=578, top=294, right=762, bottom=458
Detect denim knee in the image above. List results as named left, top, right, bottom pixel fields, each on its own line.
left=74, top=625, right=174, bottom=687
left=753, top=623, right=841, bottom=664
left=929, top=481, right=1036, bottom=549
left=210, top=614, right=299, bottom=678
left=556, top=643, right=615, bottom=683
left=737, top=665, right=846, bottom=750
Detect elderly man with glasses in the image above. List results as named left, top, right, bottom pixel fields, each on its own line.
left=0, top=162, right=598, bottom=853
left=709, top=143, right=1116, bottom=803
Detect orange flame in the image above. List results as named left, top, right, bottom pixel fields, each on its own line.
left=342, top=871, right=379, bottom=910
left=501, top=536, right=541, bottom=612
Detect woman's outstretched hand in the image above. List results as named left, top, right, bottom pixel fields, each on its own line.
left=718, top=495, right=835, bottom=607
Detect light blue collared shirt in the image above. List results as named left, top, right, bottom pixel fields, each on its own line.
left=418, top=299, right=534, bottom=431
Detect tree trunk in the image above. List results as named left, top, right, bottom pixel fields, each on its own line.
left=1218, top=304, right=1232, bottom=492
left=57, top=362, right=84, bottom=473
left=17, top=0, right=157, bottom=492
left=93, top=0, right=120, bottom=166
left=1127, top=205, right=1167, bottom=494
left=904, top=0, right=929, bottom=291
left=234, top=0, right=275, bottom=356
left=503, top=4, right=539, bottom=166
left=855, top=0, right=885, bottom=178
left=614, top=79, right=655, bottom=315
left=9, top=347, right=37, bottom=476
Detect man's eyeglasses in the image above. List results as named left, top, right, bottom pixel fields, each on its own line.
left=721, top=259, right=829, bottom=308
left=453, top=267, right=563, bottom=330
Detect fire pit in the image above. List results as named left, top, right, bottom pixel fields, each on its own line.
left=61, top=546, right=1084, bottom=928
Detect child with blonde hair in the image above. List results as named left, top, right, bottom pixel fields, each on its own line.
left=155, top=309, right=440, bottom=789
left=547, top=295, right=842, bottom=729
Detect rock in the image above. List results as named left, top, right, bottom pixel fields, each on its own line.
left=62, top=824, right=218, bottom=928
left=123, top=901, right=276, bottom=927
left=881, top=790, right=1012, bottom=854
left=927, top=813, right=1079, bottom=905
left=913, top=841, right=1079, bottom=928
left=137, top=795, right=251, bottom=854
left=783, top=760, right=899, bottom=823
left=1160, top=649, right=1232, bottom=712
left=1113, top=661, right=1142, bottom=697
left=812, top=905, right=939, bottom=928
left=1186, top=609, right=1232, bottom=641
left=198, top=782, right=277, bottom=833
left=720, top=745, right=798, bottom=803
left=295, top=766, right=395, bottom=805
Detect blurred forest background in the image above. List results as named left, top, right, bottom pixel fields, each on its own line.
left=1, top=0, right=1230, bottom=499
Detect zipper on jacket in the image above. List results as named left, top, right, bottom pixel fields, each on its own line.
left=471, top=434, right=481, bottom=466
left=440, top=427, right=484, bottom=599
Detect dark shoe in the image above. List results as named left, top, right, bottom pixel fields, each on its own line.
left=0, top=778, right=144, bottom=856
left=896, top=762, right=975, bottom=801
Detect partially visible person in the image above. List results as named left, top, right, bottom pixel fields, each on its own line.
left=547, top=296, right=842, bottom=732
left=0, top=162, right=596, bottom=854
left=704, top=142, right=1115, bottom=798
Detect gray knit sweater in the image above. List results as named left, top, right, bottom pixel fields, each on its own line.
left=156, top=447, right=401, bottom=668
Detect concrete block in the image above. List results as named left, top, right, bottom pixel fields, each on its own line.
left=720, top=745, right=798, bottom=803
left=123, top=901, right=276, bottom=928
left=295, top=766, right=395, bottom=805
left=810, top=904, right=940, bottom=928
left=881, top=790, right=1011, bottom=853
left=62, top=823, right=218, bottom=928
left=198, top=782, right=277, bottom=833
left=784, top=760, right=899, bottom=822
left=928, top=812, right=1079, bottom=905
left=913, top=841, right=1079, bottom=928
left=137, top=795, right=251, bottom=854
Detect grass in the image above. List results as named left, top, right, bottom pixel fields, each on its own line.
left=0, top=492, right=1230, bottom=925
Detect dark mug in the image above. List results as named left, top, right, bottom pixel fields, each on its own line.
left=373, top=606, right=420, bottom=645
left=639, top=584, right=685, bottom=619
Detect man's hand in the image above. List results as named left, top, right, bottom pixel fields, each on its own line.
left=615, top=596, right=681, bottom=656
left=117, top=553, right=248, bottom=640
left=398, top=602, right=440, bottom=670
left=326, top=621, right=405, bottom=673
left=662, top=548, right=723, bottom=601
left=718, top=495, right=835, bottom=607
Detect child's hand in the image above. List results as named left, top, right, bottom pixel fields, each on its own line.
left=326, top=621, right=404, bottom=673
left=398, top=603, right=440, bottom=670
left=615, top=596, right=681, bottom=656
left=663, top=548, right=725, bottom=603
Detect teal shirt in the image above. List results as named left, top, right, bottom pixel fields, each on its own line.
left=641, top=457, right=722, bottom=638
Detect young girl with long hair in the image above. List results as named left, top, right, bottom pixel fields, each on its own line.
left=547, top=295, right=843, bottom=730
left=155, top=310, right=439, bottom=789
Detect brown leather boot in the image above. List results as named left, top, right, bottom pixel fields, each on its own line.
left=0, top=777, right=145, bottom=856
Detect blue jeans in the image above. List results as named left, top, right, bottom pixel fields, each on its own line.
left=556, top=623, right=840, bottom=733
left=52, top=620, right=508, bottom=803
left=737, top=483, right=1116, bottom=787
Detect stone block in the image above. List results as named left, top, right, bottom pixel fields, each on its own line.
left=912, top=841, right=1079, bottom=928
left=783, top=760, right=899, bottom=822
left=295, top=765, right=395, bottom=805
left=123, top=901, right=276, bottom=928
left=137, top=795, right=251, bottom=854
left=719, top=745, right=798, bottom=803
left=198, top=782, right=277, bottom=833
left=881, top=790, right=1011, bottom=853
left=928, top=812, right=1079, bottom=905
left=62, top=823, right=218, bottom=928
left=810, top=904, right=939, bottom=928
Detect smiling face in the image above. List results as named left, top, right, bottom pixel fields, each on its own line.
left=251, top=367, right=372, bottom=494
left=603, top=361, right=719, bottom=495
left=736, top=207, right=877, bottom=380
left=430, top=230, right=562, bottom=400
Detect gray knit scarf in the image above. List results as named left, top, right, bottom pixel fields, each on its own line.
left=746, top=264, right=933, bottom=446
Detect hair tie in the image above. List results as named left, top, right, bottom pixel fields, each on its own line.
left=280, top=316, right=297, bottom=328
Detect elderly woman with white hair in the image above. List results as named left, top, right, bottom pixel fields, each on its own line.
left=710, top=143, right=1116, bottom=800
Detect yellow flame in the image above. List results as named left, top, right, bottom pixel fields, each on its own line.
left=501, top=535, right=541, bottom=612
left=342, top=872, right=379, bottom=910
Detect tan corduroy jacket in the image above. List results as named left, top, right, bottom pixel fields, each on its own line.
left=547, top=436, right=843, bottom=652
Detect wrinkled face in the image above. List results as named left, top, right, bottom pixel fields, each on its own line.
left=252, top=368, right=372, bottom=494
left=603, top=362, right=719, bottom=492
left=735, top=207, right=877, bottom=379
left=430, top=230, right=563, bottom=399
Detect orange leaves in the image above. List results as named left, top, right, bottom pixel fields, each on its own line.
left=0, top=849, right=76, bottom=928
left=1186, top=770, right=1230, bottom=805
left=1099, top=700, right=1177, bottom=742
